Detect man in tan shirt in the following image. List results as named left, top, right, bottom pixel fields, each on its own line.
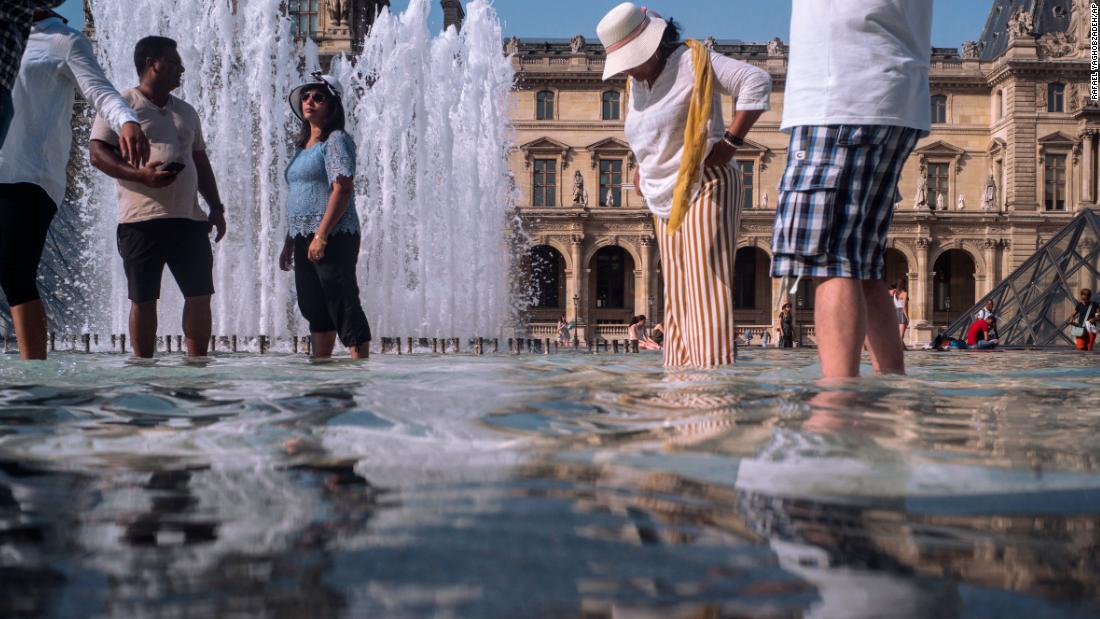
left=90, top=36, right=227, bottom=358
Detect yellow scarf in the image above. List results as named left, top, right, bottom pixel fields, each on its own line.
left=628, top=40, right=714, bottom=234
left=668, top=39, right=714, bottom=234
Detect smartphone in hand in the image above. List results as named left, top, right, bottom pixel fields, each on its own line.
left=160, top=161, right=186, bottom=175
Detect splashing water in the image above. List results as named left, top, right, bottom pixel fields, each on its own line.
left=77, top=0, right=516, bottom=340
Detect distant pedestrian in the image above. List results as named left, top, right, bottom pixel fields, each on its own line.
left=893, top=283, right=909, bottom=343
left=777, top=302, right=794, bottom=348
left=557, top=315, right=571, bottom=344
left=1067, top=288, right=1098, bottom=351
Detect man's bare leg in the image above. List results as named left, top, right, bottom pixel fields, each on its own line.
left=349, top=341, right=369, bottom=359
left=862, top=279, right=905, bottom=375
left=814, top=277, right=866, bottom=379
left=11, top=300, right=48, bottom=360
left=182, top=295, right=212, bottom=357
left=311, top=331, right=337, bottom=358
left=130, top=301, right=158, bottom=358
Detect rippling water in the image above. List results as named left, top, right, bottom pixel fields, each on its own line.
left=1, top=350, right=1098, bottom=618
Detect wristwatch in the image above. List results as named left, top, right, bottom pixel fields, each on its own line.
left=723, top=131, right=744, bottom=148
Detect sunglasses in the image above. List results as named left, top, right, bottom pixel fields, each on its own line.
left=301, top=90, right=329, bottom=103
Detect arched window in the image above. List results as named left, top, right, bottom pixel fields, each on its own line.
left=528, top=246, right=565, bottom=309
left=930, top=95, right=947, bottom=124
left=1047, top=83, right=1065, bottom=113
left=933, top=250, right=975, bottom=324
left=536, top=90, right=555, bottom=120
left=601, top=91, right=621, bottom=120
left=594, top=247, right=628, bottom=309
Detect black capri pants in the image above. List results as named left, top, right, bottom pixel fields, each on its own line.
left=0, top=183, right=58, bottom=307
left=293, top=233, right=372, bottom=348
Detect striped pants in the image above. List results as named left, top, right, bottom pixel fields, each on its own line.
left=654, top=164, right=741, bottom=368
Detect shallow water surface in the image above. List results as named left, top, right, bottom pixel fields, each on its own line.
left=1, top=350, right=1098, bottom=618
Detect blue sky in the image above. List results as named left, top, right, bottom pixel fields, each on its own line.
left=59, top=1, right=990, bottom=48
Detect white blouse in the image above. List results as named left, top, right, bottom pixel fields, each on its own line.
left=624, top=46, right=771, bottom=219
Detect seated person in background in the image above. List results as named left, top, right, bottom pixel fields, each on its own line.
left=966, top=316, right=998, bottom=350
left=650, top=322, right=664, bottom=346
left=628, top=315, right=661, bottom=350
left=975, top=299, right=997, bottom=338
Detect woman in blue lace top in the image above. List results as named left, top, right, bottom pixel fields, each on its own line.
left=279, top=74, right=371, bottom=359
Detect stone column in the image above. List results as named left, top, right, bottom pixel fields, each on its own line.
left=569, top=235, right=585, bottom=339
left=1081, top=131, right=1094, bottom=204
left=983, top=239, right=1000, bottom=295
left=637, top=236, right=654, bottom=320
left=911, top=237, right=933, bottom=344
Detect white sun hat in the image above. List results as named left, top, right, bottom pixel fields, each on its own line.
left=288, top=71, right=345, bottom=122
left=597, top=2, right=668, bottom=81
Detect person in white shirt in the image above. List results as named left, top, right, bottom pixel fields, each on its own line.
left=0, top=10, right=149, bottom=360
left=772, top=0, right=932, bottom=379
left=0, top=1, right=66, bottom=148
left=90, top=36, right=226, bottom=359
left=597, top=2, right=771, bottom=368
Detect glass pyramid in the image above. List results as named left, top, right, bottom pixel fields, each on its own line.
left=946, top=209, right=1100, bottom=347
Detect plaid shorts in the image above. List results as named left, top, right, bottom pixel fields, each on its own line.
left=771, top=125, right=921, bottom=280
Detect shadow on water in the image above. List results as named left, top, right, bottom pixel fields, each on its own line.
left=0, top=350, right=1098, bottom=617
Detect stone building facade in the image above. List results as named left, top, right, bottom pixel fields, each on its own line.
left=510, top=0, right=1098, bottom=344
left=132, top=0, right=1094, bottom=345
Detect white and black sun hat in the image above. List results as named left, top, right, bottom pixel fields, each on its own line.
left=288, top=71, right=345, bottom=122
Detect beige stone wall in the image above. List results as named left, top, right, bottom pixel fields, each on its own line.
left=304, top=7, right=1098, bottom=345
left=511, top=34, right=1098, bottom=345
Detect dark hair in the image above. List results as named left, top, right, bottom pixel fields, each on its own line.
left=134, top=36, right=178, bottom=77
left=656, top=17, right=683, bottom=64
left=888, top=283, right=897, bottom=291
left=294, top=86, right=347, bottom=149
left=631, top=315, right=647, bottom=325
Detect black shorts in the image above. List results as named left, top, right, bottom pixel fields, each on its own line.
left=293, top=233, right=371, bottom=348
left=117, top=218, right=214, bottom=303
left=0, top=183, right=57, bottom=307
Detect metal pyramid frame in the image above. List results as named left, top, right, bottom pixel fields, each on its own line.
left=946, top=209, right=1100, bottom=347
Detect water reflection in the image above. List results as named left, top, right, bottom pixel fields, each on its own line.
left=0, top=351, right=1098, bottom=617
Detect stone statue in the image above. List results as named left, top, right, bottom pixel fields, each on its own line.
left=914, top=165, right=928, bottom=210
left=570, top=34, right=586, bottom=54
left=328, top=0, right=348, bottom=26
left=506, top=36, right=520, bottom=56
left=767, top=37, right=785, bottom=57
left=1007, top=6, right=1034, bottom=40
left=703, top=37, right=717, bottom=50
left=761, top=192, right=768, bottom=210
left=956, top=194, right=965, bottom=211
left=571, top=170, right=589, bottom=207
left=605, top=186, right=615, bottom=207
left=981, top=169, right=998, bottom=212
left=961, top=41, right=980, bottom=59
left=935, top=191, right=945, bottom=212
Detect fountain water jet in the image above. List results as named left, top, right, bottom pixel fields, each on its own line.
left=69, top=0, right=516, bottom=341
